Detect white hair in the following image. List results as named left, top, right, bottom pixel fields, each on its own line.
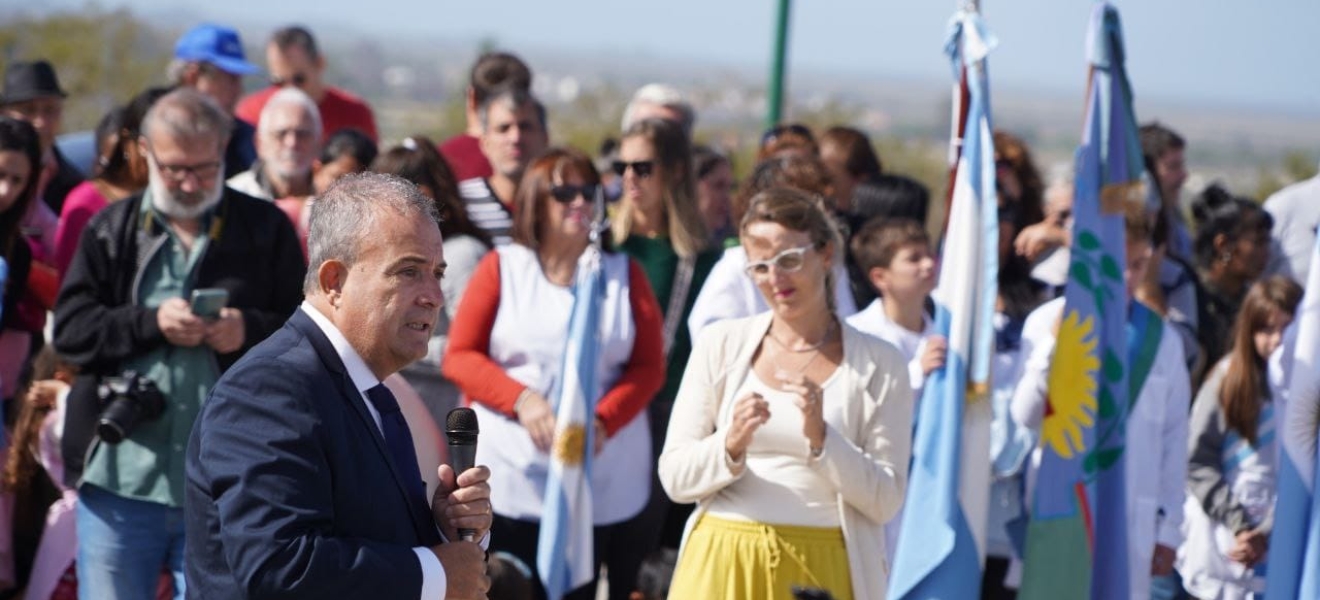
left=258, top=87, right=323, bottom=140
left=620, top=83, right=694, bottom=135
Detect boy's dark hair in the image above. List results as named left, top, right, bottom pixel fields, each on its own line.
left=471, top=52, right=532, bottom=106
left=635, top=548, right=678, bottom=600
left=1123, top=200, right=1154, bottom=247
left=850, top=217, right=930, bottom=277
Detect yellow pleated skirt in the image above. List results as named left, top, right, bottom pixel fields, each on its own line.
left=668, top=514, right=854, bottom=600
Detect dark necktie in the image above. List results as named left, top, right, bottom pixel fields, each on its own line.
left=365, top=384, right=429, bottom=511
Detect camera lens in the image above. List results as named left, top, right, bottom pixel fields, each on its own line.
left=97, top=396, right=142, bottom=444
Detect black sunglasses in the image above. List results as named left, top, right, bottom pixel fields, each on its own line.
left=550, top=184, right=599, bottom=203
left=270, top=73, right=308, bottom=88
left=761, top=123, right=814, bottom=146
left=611, top=160, right=654, bottom=178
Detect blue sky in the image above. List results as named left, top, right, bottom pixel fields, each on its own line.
left=41, top=0, right=1320, bottom=113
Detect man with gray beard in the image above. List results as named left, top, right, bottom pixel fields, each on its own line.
left=227, top=86, right=321, bottom=201
left=53, top=88, right=305, bottom=599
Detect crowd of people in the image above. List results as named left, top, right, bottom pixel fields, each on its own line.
left=0, top=17, right=1316, bottom=600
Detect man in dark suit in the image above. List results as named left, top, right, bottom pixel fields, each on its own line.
left=185, top=173, right=493, bottom=599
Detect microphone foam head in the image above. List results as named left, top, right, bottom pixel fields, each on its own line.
left=446, top=407, right=479, bottom=434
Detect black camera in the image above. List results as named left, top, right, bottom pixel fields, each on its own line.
left=96, top=371, right=166, bottom=444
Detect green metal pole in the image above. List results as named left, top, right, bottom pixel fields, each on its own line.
left=766, top=0, right=792, bottom=129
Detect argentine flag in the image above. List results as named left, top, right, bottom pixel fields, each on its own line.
left=1266, top=234, right=1320, bottom=598
left=886, top=8, right=996, bottom=598
left=537, top=245, right=603, bottom=599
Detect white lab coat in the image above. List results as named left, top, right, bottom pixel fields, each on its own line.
left=1010, top=297, right=1192, bottom=599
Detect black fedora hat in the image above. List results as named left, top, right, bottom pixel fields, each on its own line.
left=1, top=60, right=68, bottom=105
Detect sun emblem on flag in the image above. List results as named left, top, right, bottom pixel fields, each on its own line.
left=553, top=424, right=588, bottom=466
left=1042, top=309, right=1100, bottom=459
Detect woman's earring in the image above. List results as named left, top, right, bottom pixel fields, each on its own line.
left=1220, top=251, right=1233, bottom=264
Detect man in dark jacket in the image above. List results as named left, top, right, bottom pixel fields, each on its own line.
left=52, top=88, right=304, bottom=598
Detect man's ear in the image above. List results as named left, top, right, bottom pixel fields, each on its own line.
left=316, top=259, right=348, bottom=305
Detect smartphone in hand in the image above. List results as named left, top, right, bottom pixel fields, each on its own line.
left=190, top=288, right=229, bottom=321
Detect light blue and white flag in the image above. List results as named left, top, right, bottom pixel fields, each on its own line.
left=1266, top=233, right=1320, bottom=598
left=886, top=8, right=997, bottom=598
left=537, top=245, right=603, bottom=600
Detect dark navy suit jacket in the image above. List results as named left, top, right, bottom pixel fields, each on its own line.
left=185, top=309, right=443, bottom=599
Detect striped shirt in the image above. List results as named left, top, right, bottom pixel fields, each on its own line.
left=459, top=177, right=514, bottom=246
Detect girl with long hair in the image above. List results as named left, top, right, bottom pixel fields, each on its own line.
left=0, top=117, right=42, bottom=407
left=1179, top=275, right=1303, bottom=599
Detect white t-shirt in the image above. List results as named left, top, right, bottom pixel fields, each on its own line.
left=706, top=368, right=843, bottom=528
left=847, top=297, right=934, bottom=399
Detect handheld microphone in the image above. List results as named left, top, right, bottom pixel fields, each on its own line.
left=445, top=407, right=480, bottom=542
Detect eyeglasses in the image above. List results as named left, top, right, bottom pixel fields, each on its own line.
left=760, top=123, right=813, bottom=147
left=270, top=73, right=308, bottom=88
left=611, top=160, right=654, bottom=178
left=268, top=127, right=317, bottom=143
left=550, top=184, right=599, bottom=203
left=744, top=245, right=813, bottom=278
left=145, top=147, right=222, bottom=183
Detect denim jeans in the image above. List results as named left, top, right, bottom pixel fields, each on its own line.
left=76, top=484, right=185, bottom=600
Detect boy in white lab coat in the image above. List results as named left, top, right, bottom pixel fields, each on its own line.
left=1010, top=205, right=1192, bottom=599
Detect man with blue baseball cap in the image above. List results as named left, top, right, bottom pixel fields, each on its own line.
left=168, top=23, right=261, bottom=177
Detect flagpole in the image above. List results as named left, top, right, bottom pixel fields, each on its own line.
left=766, top=0, right=792, bottom=129
left=591, top=181, right=606, bottom=250
left=941, top=0, right=978, bottom=240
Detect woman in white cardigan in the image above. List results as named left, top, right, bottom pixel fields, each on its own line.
left=658, top=186, right=913, bottom=600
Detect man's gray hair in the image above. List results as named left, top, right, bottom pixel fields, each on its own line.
left=259, top=87, right=323, bottom=140
left=621, top=83, right=694, bottom=136
left=303, top=172, right=440, bottom=294
left=141, top=88, right=233, bottom=148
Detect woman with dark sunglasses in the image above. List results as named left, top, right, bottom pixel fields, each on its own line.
left=659, top=186, right=912, bottom=600
left=611, top=118, right=724, bottom=569
left=444, top=147, right=666, bottom=600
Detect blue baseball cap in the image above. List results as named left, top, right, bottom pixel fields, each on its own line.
left=174, top=24, right=260, bottom=76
